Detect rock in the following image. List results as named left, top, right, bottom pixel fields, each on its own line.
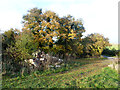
left=115, top=64, right=118, bottom=71
left=108, top=63, right=120, bottom=72
left=108, top=64, right=114, bottom=69
left=115, top=64, right=120, bottom=72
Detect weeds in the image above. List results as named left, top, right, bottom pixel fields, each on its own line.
left=2, top=59, right=118, bottom=88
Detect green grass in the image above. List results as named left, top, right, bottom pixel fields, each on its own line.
left=78, top=67, right=118, bottom=88
left=76, top=57, right=107, bottom=60
left=2, top=59, right=119, bottom=88
left=3, top=61, right=89, bottom=78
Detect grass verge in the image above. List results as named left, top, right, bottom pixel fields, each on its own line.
left=2, top=59, right=118, bottom=88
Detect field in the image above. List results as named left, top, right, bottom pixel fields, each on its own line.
left=2, top=58, right=119, bottom=88
left=106, top=43, right=120, bottom=50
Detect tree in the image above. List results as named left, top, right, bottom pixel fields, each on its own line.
left=2, top=28, right=19, bottom=50
left=6, top=29, right=39, bottom=61
left=82, top=33, right=110, bottom=57
left=22, top=8, right=85, bottom=61
left=23, top=8, right=60, bottom=53
left=55, top=15, right=85, bottom=60
left=2, top=28, right=20, bottom=61
left=2, top=29, right=21, bottom=73
left=3, top=29, right=39, bottom=73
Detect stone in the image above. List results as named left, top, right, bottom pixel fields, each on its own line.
left=108, top=64, right=114, bottom=69
left=115, top=64, right=118, bottom=71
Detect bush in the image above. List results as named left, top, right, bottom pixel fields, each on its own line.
left=102, top=48, right=117, bottom=56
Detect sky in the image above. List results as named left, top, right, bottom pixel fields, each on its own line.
left=0, top=0, right=119, bottom=44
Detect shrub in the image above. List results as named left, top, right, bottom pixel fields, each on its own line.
left=102, top=48, right=117, bottom=56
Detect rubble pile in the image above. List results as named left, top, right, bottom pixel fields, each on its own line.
left=24, top=51, right=64, bottom=71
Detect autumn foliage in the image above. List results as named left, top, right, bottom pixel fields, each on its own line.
left=2, top=8, right=110, bottom=73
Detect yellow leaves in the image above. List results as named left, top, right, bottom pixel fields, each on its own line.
left=68, top=30, right=76, bottom=39
left=34, top=26, right=40, bottom=30
left=50, top=25, right=53, bottom=29
left=38, top=38, right=43, bottom=41
left=46, top=22, right=50, bottom=27
left=50, top=15, right=53, bottom=19
left=39, top=30, right=44, bottom=34
left=45, top=14, right=49, bottom=18
left=71, top=29, right=74, bottom=33
left=68, top=26, right=71, bottom=29
left=50, top=19, right=54, bottom=24
left=22, top=8, right=86, bottom=54
left=77, top=25, right=80, bottom=28
left=50, top=25, right=55, bottom=29
left=44, top=10, right=55, bottom=18
left=52, top=31, right=57, bottom=36
left=55, top=26, right=59, bottom=29
left=77, top=45, right=83, bottom=53
left=29, top=23, right=34, bottom=26
left=56, top=22, right=59, bottom=26
left=49, top=39, right=53, bottom=43
left=65, top=29, right=68, bottom=31
left=41, top=21, right=46, bottom=26
left=68, top=33, right=72, bottom=37
left=45, top=34, right=50, bottom=39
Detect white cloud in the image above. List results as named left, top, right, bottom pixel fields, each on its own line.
left=0, top=11, right=22, bottom=31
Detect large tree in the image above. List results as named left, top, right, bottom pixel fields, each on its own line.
left=82, top=33, right=110, bottom=57
left=55, top=15, right=85, bottom=60
left=22, top=8, right=85, bottom=60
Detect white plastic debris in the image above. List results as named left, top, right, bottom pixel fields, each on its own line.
left=40, top=58, right=44, bottom=61
left=24, top=60, right=27, bottom=62
left=26, top=59, right=37, bottom=67
left=58, top=59, right=63, bottom=62
left=56, top=65, right=61, bottom=67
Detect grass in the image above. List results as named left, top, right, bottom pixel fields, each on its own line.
left=78, top=67, right=118, bottom=88
left=2, top=58, right=119, bottom=88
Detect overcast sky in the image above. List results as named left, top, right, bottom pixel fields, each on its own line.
left=0, top=0, right=119, bottom=44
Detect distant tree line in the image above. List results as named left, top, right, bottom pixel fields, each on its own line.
left=2, top=8, right=111, bottom=73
